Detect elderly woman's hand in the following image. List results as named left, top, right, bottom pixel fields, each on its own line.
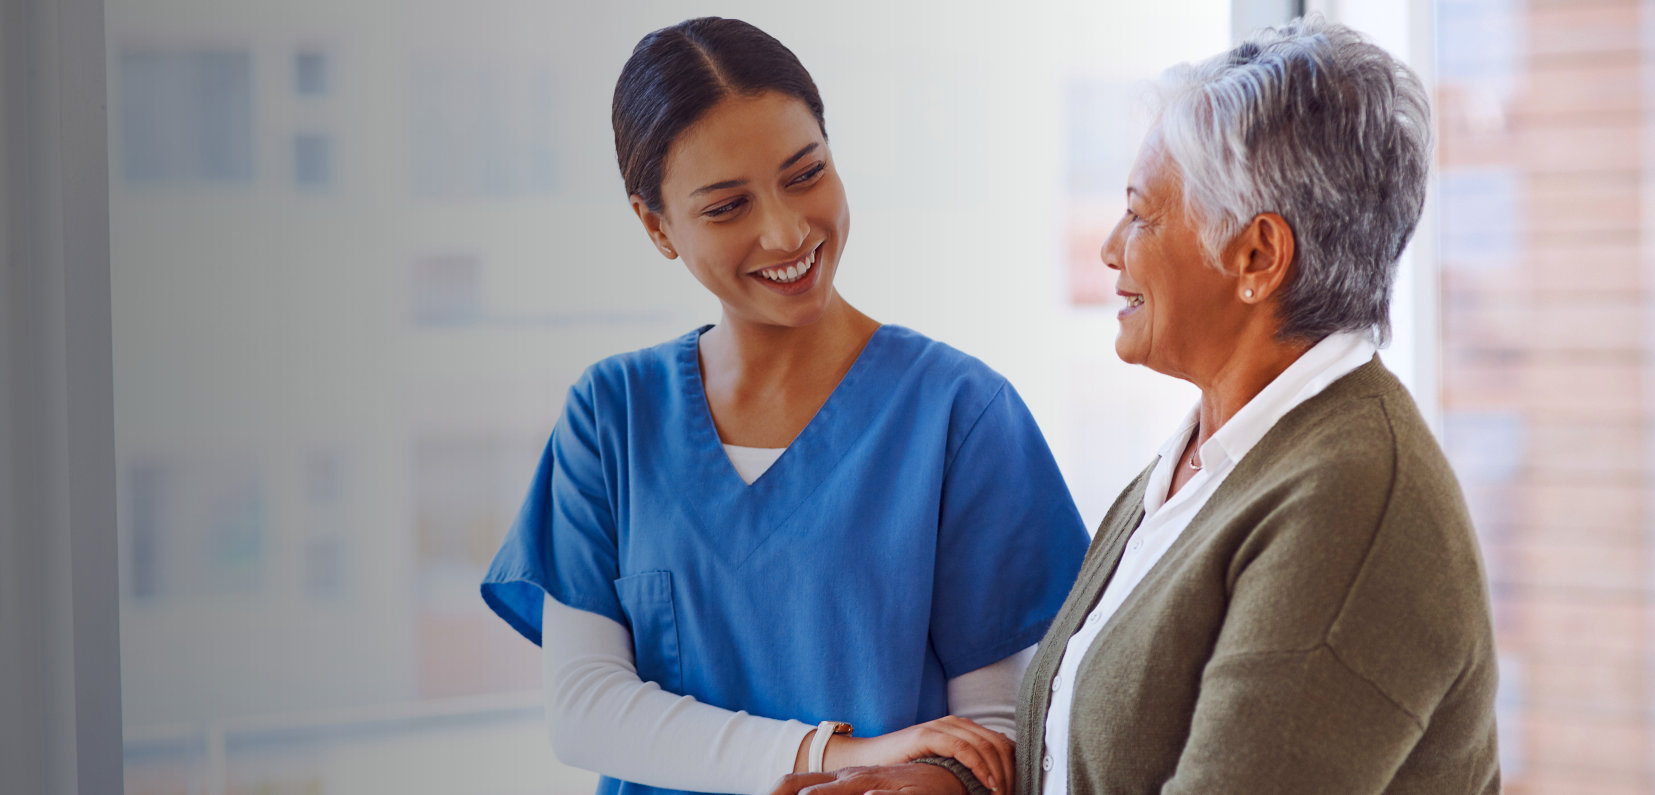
left=770, top=764, right=967, bottom=795
left=810, top=716, right=1010, bottom=793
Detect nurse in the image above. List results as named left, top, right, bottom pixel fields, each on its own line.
left=481, top=17, right=1088, bottom=795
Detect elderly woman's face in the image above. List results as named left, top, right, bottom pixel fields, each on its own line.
left=1101, top=129, right=1239, bottom=379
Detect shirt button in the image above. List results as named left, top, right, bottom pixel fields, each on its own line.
left=1129, top=538, right=1142, bottom=552
left=1042, top=754, right=1054, bottom=772
left=1087, top=610, right=1103, bottom=625
left=1051, top=674, right=1062, bottom=693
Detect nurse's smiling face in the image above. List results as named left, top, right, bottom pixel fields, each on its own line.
left=632, top=91, right=849, bottom=329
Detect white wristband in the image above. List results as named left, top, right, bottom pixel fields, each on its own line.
left=808, top=720, right=850, bottom=773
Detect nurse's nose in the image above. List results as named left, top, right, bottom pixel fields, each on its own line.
left=757, top=200, right=809, bottom=255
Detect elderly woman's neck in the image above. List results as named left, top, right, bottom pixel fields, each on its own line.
left=1192, top=333, right=1314, bottom=443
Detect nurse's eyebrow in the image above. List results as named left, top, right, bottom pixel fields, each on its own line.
left=691, top=178, right=746, bottom=197
left=778, top=142, right=818, bottom=171
left=688, top=143, right=822, bottom=198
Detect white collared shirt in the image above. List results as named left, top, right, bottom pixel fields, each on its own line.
left=1038, top=332, right=1378, bottom=793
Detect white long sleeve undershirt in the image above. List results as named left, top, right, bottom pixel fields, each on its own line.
left=541, top=593, right=1032, bottom=795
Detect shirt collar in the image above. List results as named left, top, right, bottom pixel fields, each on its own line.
left=1143, top=407, right=1200, bottom=516
left=1142, top=331, right=1377, bottom=516
left=1202, top=331, right=1378, bottom=469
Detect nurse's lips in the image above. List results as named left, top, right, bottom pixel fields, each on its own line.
left=747, top=243, right=823, bottom=296
left=1118, top=290, right=1144, bottom=319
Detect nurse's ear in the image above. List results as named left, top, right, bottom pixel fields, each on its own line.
left=630, top=195, right=678, bottom=260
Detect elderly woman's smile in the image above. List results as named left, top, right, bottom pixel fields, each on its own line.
left=1101, top=130, right=1240, bottom=379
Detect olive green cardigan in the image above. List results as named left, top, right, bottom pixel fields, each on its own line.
left=940, top=358, right=1500, bottom=794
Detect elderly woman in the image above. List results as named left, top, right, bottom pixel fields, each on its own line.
left=774, top=16, right=1499, bottom=795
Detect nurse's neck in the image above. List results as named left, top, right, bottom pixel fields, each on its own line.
left=705, top=295, right=877, bottom=375
left=697, top=294, right=881, bottom=448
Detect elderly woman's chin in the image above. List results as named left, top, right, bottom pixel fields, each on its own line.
left=1112, top=317, right=1162, bottom=371
left=1114, top=336, right=1147, bottom=367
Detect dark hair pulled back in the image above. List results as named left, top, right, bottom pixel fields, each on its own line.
left=613, top=17, right=826, bottom=213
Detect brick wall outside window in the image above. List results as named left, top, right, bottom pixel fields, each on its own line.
left=1436, top=0, right=1653, bottom=791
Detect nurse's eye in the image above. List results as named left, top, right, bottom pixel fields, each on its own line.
left=704, top=197, right=747, bottom=218
left=789, top=163, right=825, bottom=186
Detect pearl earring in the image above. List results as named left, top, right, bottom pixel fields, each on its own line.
left=1243, top=288, right=1255, bottom=299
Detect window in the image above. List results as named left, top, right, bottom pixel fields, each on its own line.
left=118, top=50, right=254, bottom=184
left=124, top=457, right=267, bottom=600
left=293, top=132, right=333, bottom=188
left=408, top=253, right=482, bottom=326
left=1434, top=0, right=1655, bottom=786
left=408, top=58, right=560, bottom=198
left=295, top=50, right=330, bottom=97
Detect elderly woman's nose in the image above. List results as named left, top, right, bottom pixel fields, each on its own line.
left=1101, top=217, right=1127, bottom=271
left=758, top=201, right=809, bottom=254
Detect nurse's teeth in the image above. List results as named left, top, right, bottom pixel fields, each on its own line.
left=759, top=258, right=813, bottom=284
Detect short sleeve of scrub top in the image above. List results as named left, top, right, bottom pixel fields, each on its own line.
left=481, top=325, right=1088, bottom=795
left=481, top=366, right=625, bottom=641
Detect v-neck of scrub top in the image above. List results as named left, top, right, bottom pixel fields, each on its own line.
left=721, top=444, right=786, bottom=484
left=682, top=323, right=886, bottom=491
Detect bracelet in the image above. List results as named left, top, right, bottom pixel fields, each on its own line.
left=913, top=757, right=993, bottom=795
left=808, top=720, right=852, bottom=772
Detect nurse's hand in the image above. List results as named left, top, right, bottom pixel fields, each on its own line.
left=796, top=715, right=1012, bottom=793
left=769, top=763, right=966, bottom=795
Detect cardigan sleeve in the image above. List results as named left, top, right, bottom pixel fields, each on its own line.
left=1157, top=495, right=1434, bottom=794
left=1160, top=644, right=1425, bottom=794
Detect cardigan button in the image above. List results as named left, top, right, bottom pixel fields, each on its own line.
left=1042, top=754, right=1054, bottom=772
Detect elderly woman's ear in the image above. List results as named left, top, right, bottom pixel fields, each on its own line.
left=1225, top=211, right=1295, bottom=304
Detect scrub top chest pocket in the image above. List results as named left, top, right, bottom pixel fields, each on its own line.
left=614, top=570, right=685, bottom=695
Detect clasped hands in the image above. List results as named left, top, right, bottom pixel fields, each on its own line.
left=770, top=763, right=967, bottom=795
left=772, top=714, right=1012, bottom=795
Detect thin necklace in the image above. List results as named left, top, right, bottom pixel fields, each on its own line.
left=1188, top=428, right=1203, bottom=471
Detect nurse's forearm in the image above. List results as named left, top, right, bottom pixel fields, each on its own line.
left=541, top=593, right=813, bottom=794
left=945, top=644, right=1034, bottom=739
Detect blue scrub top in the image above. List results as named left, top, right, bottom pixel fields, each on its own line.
left=482, top=325, right=1087, bottom=795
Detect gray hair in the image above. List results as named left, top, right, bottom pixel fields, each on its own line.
left=1154, top=14, right=1432, bottom=344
